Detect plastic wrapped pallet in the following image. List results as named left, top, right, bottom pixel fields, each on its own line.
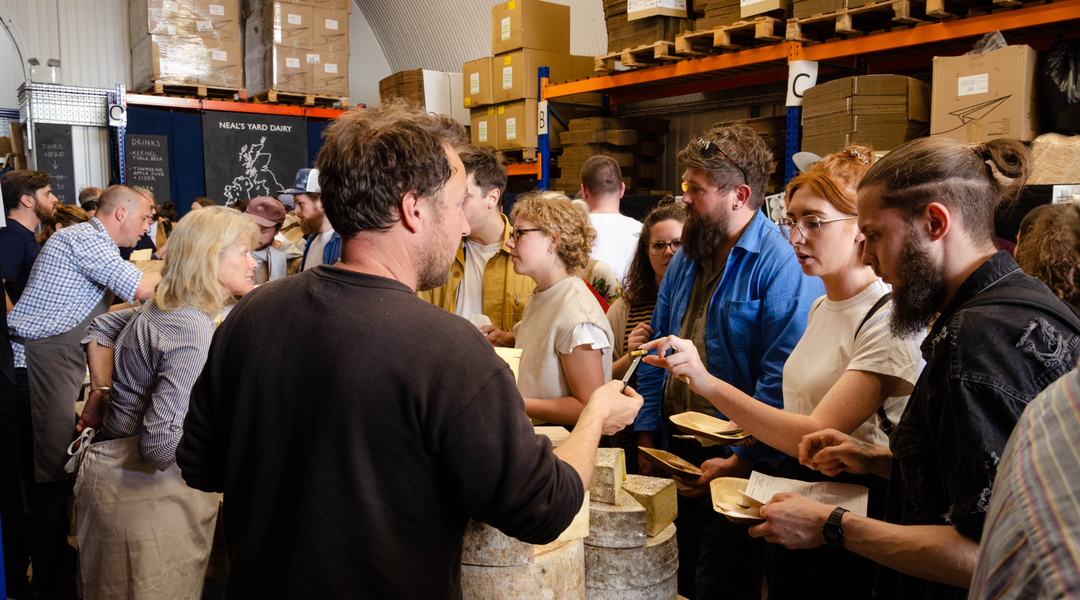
left=132, top=34, right=243, bottom=91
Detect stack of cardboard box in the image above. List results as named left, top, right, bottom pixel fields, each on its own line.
left=379, top=70, right=426, bottom=105
left=464, top=0, right=601, bottom=153
left=243, top=0, right=351, bottom=98
left=378, top=70, right=470, bottom=126
left=554, top=117, right=668, bottom=194
left=801, top=74, right=930, bottom=157
left=131, top=0, right=243, bottom=91
left=738, top=116, right=786, bottom=193
left=603, top=0, right=693, bottom=54
left=695, top=0, right=742, bottom=29
left=791, top=0, right=845, bottom=19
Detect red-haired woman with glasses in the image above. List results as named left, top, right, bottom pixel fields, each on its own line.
left=643, top=146, right=924, bottom=599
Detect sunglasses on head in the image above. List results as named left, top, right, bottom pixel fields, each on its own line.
left=696, top=139, right=748, bottom=185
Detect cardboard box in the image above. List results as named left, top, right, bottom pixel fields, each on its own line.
left=741, top=0, right=790, bottom=18
left=497, top=101, right=534, bottom=150
left=311, top=0, right=350, bottom=11
left=133, top=0, right=198, bottom=37
left=187, top=0, right=239, bottom=41
left=133, top=35, right=243, bottom=90
left=265, top=2, right=314, bottom=50
left=493, top=49, right=573, bottom=104
left=628, top=0, right=688, bottom=21
left=313, top=7, right=349, bottom=54
left=472, top=106, right=498, bottom=150
left=491, top=0, right=570, bottom=55
left=246, top=44, right=312, bottom=95
left=309, top=48, right=348, bottom=96
left=931, top=45, right=1038, bottom=143
left=463, top=57, right=493, bottom=108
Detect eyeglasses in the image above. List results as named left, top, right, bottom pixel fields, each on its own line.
left=648, top=240, right=682, bottom=256
left=509, top=227, right=544, bottom=242
left=696, top=139, right=748, bottom=184
left=778, top=215, right=858, bottom=240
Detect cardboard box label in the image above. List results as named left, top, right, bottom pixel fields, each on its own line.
left=212, top=49, right=227, bottom=61
left=628, top=0, right=686, bottom=10
left=288, top=13, right=302, bottom=25
left=502, top=66, right=513, bottom=90
left=504, top=56, right=512, bottom=65
left=958, top=73, right=989, bottom=97
left=509, top=0, right=516, bottom=8
left=326, top=18, right=338, bottom=30
left=307, top=53, right=320, bottom=63
left=209, top=4, right=224, bottom=16
left=325, top=62, right=337, bottom=73
left=196, top=20, right=213, bottom=32
left=506, top=117, right=517, bottom=140
left=163, top=0, right=178, bottom=11
left=501, top=17, right=511, bottom=41
left=470, top=72, right=480, bottom=95
left=479, top=121, right=488, bottom=142
left=287, top=57, right=301, bottom=68
left=465, top=97, right=472, bottom=106
left=489, top=107, right=496, bottom=115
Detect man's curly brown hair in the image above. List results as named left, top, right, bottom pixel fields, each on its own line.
left=509, top=191, right=596, bottom=274
left=1016, top=203, right=1080, bottom=308
left=677, top=121, right=774, bottom=210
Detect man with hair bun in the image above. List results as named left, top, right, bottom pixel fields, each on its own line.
left=633, top=122, right=823, bottom=599
left=176, top=101, right=643, bottom=599
left=3, top=184, right=160, bottom=597
left=753, top=137, right=1080, bottom=600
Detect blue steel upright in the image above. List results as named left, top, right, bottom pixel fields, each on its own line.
left=784, top=105, right=802, bottom=185
left=538, top=66, right=550, bottom=191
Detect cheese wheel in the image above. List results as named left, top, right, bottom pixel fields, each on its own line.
left=462, top=539, right=586, bottom=600
left=586, top=492, right=646, bottom=549
left=591, top=448, right=626, bottom=505
left=585, top=573, right=677, bottom=600
left=585, top=523, right=678, bottom=590
left=623, top=475, right=677, bottom=538
left=461, top=520, right=534, bottom=567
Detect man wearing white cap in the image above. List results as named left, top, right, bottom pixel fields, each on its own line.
left=283, top=168, right=340, bottom=271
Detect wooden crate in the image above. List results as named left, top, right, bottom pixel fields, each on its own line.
left=675, top=17, right=786, bottom=56
left=142, top=81, right=247, bottom=101
left=250, top=90, right=350, bottom=109
left=595, top=41, right=680, bottom=73
left=786, top=0, right=929, bottom=42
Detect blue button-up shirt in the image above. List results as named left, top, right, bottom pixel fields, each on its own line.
left=634, top=210, right=824, bottom=463
left=8, top=217, right=143, bottom=368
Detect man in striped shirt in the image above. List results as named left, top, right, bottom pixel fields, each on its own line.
left=3, top=185, right=160, bottom=597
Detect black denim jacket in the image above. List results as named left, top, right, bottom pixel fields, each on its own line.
left=877, top=252, right=1080, bottom=600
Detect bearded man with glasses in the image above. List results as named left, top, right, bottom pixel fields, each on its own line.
left=633, top=123, right=824, bottom=599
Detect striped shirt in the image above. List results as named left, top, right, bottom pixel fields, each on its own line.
left=969, top=367, right=1080, bottom=599
left=8, top=217, right=143, bottom=368
left=623, top=299, right=656, bottom=350
left=86, top=301, right=214, bottom=470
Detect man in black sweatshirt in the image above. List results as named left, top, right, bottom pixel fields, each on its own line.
left=176, top=100, right=642, bottom=599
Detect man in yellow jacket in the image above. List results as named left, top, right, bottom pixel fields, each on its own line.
left=418, top=146, right=533, bottom=346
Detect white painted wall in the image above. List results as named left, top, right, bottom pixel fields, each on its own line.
left=348, top=3, right=392, bottom=108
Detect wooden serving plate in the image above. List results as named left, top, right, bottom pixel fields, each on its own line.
left=710, top=477, right=765, bottom=525
left=670, top=412, right=753, bottom=446
left=637, top=447, right=702, bottom=479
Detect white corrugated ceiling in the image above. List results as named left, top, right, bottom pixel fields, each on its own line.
left=356, top=0, right=607, bottom=73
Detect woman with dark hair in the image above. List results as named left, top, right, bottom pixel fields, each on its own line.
left=37, top=203, right=90, bottom=244
left=608, top=196, right=686, bottom=380
left=1015, top=203, right=1080, bottom=308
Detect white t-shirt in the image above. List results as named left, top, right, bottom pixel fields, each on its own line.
left=455, top=238, right=504, bottom=320
left=782, top=279, right=925, bottom=447
left=148, top=220, right=159, bottom=245
left=589, top=213, right=642, bottom=284
left=303, top=230, right=335, bottom=271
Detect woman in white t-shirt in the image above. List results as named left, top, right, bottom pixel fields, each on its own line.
left=643, top=146, right=924, bottom=599
left=508, top=192, right=614, bottom=426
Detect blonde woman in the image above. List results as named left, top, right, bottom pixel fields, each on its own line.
left=508, top=192, right=615, bottom=425
left=74, top=206, right=258, bottom=600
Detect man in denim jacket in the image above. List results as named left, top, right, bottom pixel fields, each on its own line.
left=749, top=138, right=1080, bottom=600
left=634, top=123, right=824, bottom=599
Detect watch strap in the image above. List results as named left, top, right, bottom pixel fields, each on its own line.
left=823, top=506, right=849, bottom=548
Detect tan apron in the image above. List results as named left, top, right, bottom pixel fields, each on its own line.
left=75, top=436, right=219, bottom=600
left=24, top=292, right=111, bottom=483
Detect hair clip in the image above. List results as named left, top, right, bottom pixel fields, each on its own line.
left=849, top=149, right=869, bottom=165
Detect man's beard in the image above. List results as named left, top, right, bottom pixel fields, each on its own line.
left=681, top=207, right=730, bottom=263
left=299, top=208, right=325, bottom=236
left=35, top=198, right=55, bottom=225
left=889, top=229, right=948, bottom=339
left=415, top=201, right=455, bottom=292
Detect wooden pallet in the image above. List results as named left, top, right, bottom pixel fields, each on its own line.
left=595, top=41, right=680, bottom=73
left=143, top=81, right=247, bottom=101
left=924, top=0, right=1036, bottom=18
left=250, top=90, right=350, bottom=109
left=675, top=17, right=786, bottom=56
left=786, top=0, right=929, bottom=42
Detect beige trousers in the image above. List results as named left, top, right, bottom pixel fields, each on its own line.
left=75, top=436, right=219, bottom=600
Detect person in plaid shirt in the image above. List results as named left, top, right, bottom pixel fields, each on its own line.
left=3, top=185, right=160, bottom=599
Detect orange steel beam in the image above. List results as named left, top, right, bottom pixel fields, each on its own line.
left=546, top=42, right=793, bottom=98
left=507, top=163, right=541, bottom=177
left=608, top=69, right=789, bottom=105
left=126, top=93, right=350, bottom=118
left=803, top=0, right=1080, bottom=61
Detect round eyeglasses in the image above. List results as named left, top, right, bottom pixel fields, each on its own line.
left=778, top=215, right=858, bottom=240
left=648, top=240, right=682, bottom=256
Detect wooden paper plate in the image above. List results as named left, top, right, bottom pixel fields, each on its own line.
left=638, top=447, right=702, bottom=479
left=711, top=477, right=765, bottom=524
left=669, top=412, right=752, bottom=446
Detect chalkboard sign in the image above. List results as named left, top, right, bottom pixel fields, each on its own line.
left=34, top=123, right=76, bottom=204
left=125, top=134, right=171, bottom=206
left=202, top=112, right=307, bottom=205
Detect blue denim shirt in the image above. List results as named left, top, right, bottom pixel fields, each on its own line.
left=301, top=230, right=342, bottom=270
left=633, top=210, right=825, bottom=463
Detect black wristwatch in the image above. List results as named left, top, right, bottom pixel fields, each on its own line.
left=822, top=507, right=849, bottom=548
